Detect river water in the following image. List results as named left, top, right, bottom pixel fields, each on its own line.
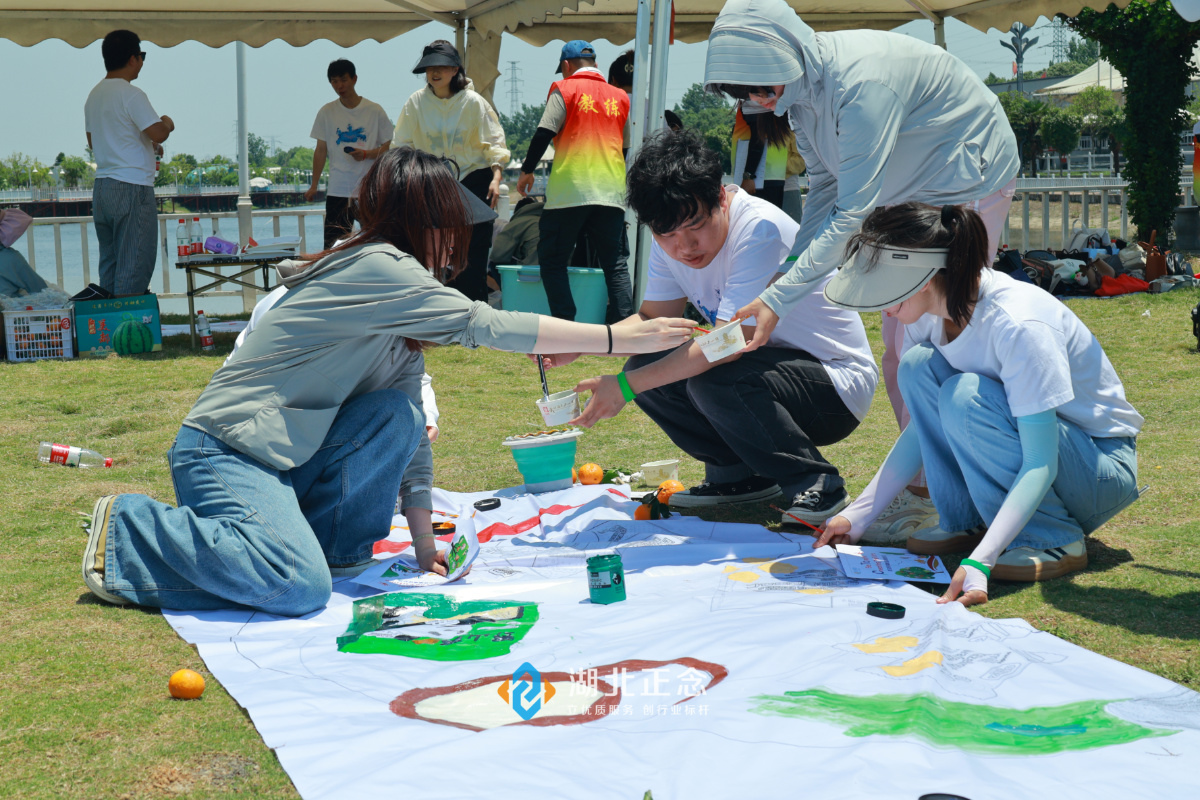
left=18, top=204, right=328, bottom=316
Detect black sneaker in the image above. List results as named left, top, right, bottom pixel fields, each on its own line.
left=71, top=283, right=114, bottom=302
left=669, top=475, right=782, bottom=508
left=782, top=488, right=850, bottom=526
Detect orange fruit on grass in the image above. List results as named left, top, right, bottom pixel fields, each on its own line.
left=656, top=479, right=686, bottom=505
left=168, top=669, right=206, bottom=700
left=572, top=466, right=579, bottom=483
left=634, top=504, right=652, bottom=520
left=578, top=463, right=604, bottom=485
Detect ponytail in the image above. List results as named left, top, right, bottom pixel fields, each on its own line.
left=938, top=205, right=989, bottom=329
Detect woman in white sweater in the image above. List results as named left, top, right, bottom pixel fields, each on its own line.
left=393, top=40, right=510, bottom=303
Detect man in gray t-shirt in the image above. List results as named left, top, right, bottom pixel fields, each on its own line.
left=84, top=30, right=174, bottom=296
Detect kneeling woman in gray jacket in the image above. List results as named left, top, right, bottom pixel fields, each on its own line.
left=82, top=147, right=692, bottom=616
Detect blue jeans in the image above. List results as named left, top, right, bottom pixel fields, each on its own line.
left=102, top=389, right=423, bottom=615
left=898, top=344, right=1138, bottom=550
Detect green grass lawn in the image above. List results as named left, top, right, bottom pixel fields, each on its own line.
left=2, top=289, right=1198, bottom=798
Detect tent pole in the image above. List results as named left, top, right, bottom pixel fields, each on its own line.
left=456, top=18, right=466, bottom=61
left=933, top=17, right=946, bottom=49
left=236, top=41, right=255, bottom=311
left=626, top=0, right=651, bottom=306
left=633, top=0, right=672, bottom=308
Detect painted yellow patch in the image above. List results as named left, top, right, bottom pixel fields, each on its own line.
left=741, top=557, right=773, bottom=564
left=853, top=636, right=920, bottom=654
left=757, top=561, right=798, bottom=575
left=794, top=588, right=833, bottom=595
left=723, top=564, right=741, bottom=573
left=727, top=571, right=761, bottom=583
left=881, top=651, right=944, bottom=677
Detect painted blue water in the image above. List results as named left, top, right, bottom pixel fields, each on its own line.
left=18, top=204, right=327, bottom=316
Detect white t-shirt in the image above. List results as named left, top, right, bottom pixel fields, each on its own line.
left=902, top=269, right=1143, bottom=437
left=310, top=98, right=393, bottom=198
left=84, top=79, right=162, bottom=186
left=643, top=188, right=878, bottom=420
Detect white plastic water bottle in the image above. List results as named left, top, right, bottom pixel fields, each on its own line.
left=189, top=217, right=204, bottom=255
left=176, top=219, right=190, bottom=259
left=37, top=442, right=113, bottom=468
left=197, top=309, right=215, bottom=351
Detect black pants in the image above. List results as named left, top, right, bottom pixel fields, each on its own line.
left=448, top=168, right=495, bottom=303
left=538, top=204, right=632, bottom=322
left=323, top=196, right=356, bottom=250
left=625, top=346, right=861, bottom=496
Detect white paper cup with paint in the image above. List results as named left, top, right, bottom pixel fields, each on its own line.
left=640, top=459, right=680, bottom=485
left=696, top=320, right=747, bottom=362
left=536, top=390, right=581, bottom=426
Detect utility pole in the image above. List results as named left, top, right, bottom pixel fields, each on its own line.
left=1001, top=23, right=1039, bottom=96
left=1051, top=17, right=1068, bottom=64
left=505, top=60, right=523, bottom=115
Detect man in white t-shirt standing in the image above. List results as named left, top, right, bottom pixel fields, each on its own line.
left=84, top=30, right=174, bottom=296
left=304, top=59, right=393, bottom=249
left=568, top=130, right=879, bottom=526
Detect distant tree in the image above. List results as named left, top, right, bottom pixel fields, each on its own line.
left=673, top=83, right=735, bottom=173
left=59, top=155, right=92, bottom=187
left=498, top=103, right=547, bottom=163
left=247, top=133, right=270, bottom=168
left=1066, top=36, right=1101, bottom=65
left=999, top=92, right=1049, bottom=177
left=1046, top=61, right=1090, bottom=78
left=1067, top=1, right=1200, bottom=240
left=54, top=152, right=66, bottom=166
left=1070, top=85, right=1120, bottom=154
left=1039, top=106, right=1083, bottom=167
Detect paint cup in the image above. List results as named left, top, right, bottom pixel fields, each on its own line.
left=535, top=390, right=581, bottom=426
left=640, top=459, right=680, bottom=485
left=503, top=428, right=582, bottom=493
left=586, top=552, right=626, bottom=604
left=695, top=320, right=747, bottom=362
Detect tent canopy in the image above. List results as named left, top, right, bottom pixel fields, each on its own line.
left=1034, top=58, right=1125, bottom=99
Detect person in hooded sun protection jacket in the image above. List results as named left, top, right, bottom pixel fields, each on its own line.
left=704, top=0, right=1020, bottom=543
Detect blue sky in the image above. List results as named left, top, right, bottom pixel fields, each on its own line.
left=0, top=16, right=1062, bottom=166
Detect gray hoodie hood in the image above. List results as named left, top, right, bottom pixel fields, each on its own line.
left=704, top=0, right=822, bottom=98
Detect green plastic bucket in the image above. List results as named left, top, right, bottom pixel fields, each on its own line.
left=503, top=429, right=582, bottom=493
left=497, top=265, right=608, bottom=325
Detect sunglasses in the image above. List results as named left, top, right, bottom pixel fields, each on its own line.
left=138, top=51, right=147, bottom=60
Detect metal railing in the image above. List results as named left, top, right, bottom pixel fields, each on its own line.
left=0, top=182, right=326, bottom=202
left=21, top=208, right=322, bottom=304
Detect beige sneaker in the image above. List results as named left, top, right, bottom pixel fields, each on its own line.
left=906, top=522, right=987, bottom=555
left=81, top=495, right=128, bottom=605
left=859, top=489, right=939, bottom=547
left=992, top=540, right=1087, bottom=582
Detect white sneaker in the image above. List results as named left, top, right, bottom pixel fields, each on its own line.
left=906, top=522, right=987, bottom=555
left=858, top=490, right=938, bottom=547
left=993, top=540, right=1087, bottom=582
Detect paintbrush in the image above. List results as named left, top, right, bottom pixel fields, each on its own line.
left=536, top=354, right=550, bottom=399
left=769, top=504, right=823, bottom=533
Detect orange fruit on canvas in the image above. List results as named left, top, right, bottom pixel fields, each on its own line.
left=578, top=463, right=604, bottom=485
left=168, top=668, right=206, bottom=700
left=656, top=479, right=686, bottom=505
left=634, top=504, right=652, bottom=520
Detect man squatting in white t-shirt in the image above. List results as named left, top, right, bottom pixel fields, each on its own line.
left=304, top=59, right=393, bottom=249
left=561, top=129, right=879, bottom=527
left=84, top=30, right=175, bottom=296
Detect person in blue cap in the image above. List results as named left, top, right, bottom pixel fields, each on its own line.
left=516, top=41, right=632, bottom=322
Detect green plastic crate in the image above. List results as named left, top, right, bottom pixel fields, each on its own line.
left=497, top=265, right=608, bottom=324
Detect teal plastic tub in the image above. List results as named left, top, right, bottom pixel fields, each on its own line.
left=497, top=265, right=608, bottom=324
left=503, top=429, right=582, bottom=493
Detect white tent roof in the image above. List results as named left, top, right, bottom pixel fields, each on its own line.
left=1034, top=58, right=1125, bottom=98
left=0, top=0, right=1135, bottom=49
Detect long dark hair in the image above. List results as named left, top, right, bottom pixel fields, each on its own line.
left=301, top=147, right=473, bottom=349
left=846, top=202, right=990, bottom=329
left=741, top=104, right=794, bottom=148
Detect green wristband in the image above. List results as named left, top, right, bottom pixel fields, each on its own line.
left=616, top=372, right=637, bottom=402
left=961, top=558, right=991, bottom=578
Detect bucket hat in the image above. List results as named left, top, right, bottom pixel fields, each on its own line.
left=823, top=245, right=948, bottom=312
left=413, top=41, right=462, bottom=74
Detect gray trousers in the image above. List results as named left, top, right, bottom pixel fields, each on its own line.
left=93, top=178, right=157, bottom=296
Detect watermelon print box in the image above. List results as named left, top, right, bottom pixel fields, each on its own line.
left=74, top=293, right=163, bottom=357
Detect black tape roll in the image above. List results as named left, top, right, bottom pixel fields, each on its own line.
left=866, top=602, right=906, bottom=619
left=473, top=498, right=501, bottom=511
